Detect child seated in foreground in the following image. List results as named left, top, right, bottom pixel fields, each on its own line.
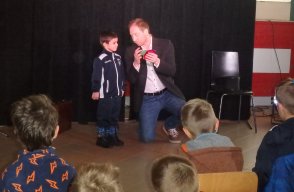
left=0, top=94, right=76, bottom=191
left=264, top=153, right=294, bottom=192
left=73, top=162, right=124, bottom=192
left=181, top=98, right=235, bottom=152
left=151, top=155, right=198, bottom=192
left=253, top=78, right=294, bottom=192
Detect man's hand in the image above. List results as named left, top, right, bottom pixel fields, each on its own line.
left=91, top=92, right=100, bottom=100
left=144, top=51, right=160, bottom=66
left=134, top=47, right=142, bottom=66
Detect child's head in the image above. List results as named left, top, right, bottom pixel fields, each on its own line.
left=10, top=94, right=59, bottom=151
left=276, top=77, right=294, bottom=87
left=275, top=78, right=294, bottom=119
left=151, top=155, right=198, bottom=192
left=73, top=162, right=123, bottom=192
left=99, top=31, right=118, bottom=52
left=181, top=98, right=218, bottom=138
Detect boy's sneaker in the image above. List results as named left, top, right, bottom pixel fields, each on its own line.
left=96, top=136, right=113, bottom=148
left=162, top=126, right=181, bottom=144
left=108, top=134, right=124, bottom=146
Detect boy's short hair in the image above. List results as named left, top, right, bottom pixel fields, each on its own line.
left=99, top=31, right=118, bottom=46
left=276, top=77, right=294, bottom=87
left=151, top=155, right=198, bottom=192
left=74, top=162, right=123, bottom=192
left=128, top=18, right=150, bottom=33
left=276, top=78, right=294, bottom=114
left=181, top=98, right=217, bottom=136
left=10, top=94, right=58, bottom=151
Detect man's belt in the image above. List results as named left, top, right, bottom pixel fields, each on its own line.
left=144, top=88, right=167, bottom=96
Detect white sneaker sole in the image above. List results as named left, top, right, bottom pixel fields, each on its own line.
left=162, top=126, right=181, bottom=144
left=169, top=139, right=181, bottom=144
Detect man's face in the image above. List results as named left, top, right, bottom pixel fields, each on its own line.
left=103, top=37, right=118, bottom=52
left=129, top=25, right=148, bottom=46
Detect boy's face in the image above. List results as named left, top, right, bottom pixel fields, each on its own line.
left=103, top=37, right=118, bottom=52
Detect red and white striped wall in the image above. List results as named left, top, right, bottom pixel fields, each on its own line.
left=253, top=21, right=294, bottom=105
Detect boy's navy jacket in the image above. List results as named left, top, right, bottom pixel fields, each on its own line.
left=91, top=50, right=125, bottom=98
left=264, top=153, right=294, bottom=192
left=253, top=117, right=294, bottom=192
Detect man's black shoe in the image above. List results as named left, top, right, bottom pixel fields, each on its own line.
left=96, top=136, right=113, bottom=148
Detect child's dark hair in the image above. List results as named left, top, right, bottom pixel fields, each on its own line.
left=10, top=94, right=58, bottom=151
left=99, top=31, right=118, bottom=46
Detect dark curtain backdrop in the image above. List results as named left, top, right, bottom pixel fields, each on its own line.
left=0, top=0, right=256, bottom=124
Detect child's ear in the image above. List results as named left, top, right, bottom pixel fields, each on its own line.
left=277, top=103, right=290, bottom=120
left=102, top=42, right=108, bottom=48
left=183, top=127, right=194, bottom=139
left=214, top=119, right=220, bottom=133
left=52, top=125, right=59, bottom=140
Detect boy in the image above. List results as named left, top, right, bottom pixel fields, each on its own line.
left=180, top=98, right=234, bottom=152
left=0, top=94, right=76, bottom=191
left=73, top=162, right=124, bottom=192
left=91, top=31, right=125, bottom=148
left=253, top=78, right=294, bottom=192
left=151, top=155, right=198, bottom=192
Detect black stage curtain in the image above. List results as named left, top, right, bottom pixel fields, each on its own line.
left=0, top=0, right=256, bottom=124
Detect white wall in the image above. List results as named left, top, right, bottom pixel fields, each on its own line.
left=256, top=1, right=291, bottom=21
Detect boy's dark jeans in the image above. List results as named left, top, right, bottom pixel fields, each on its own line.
left=96, top=96, right=122, bottom=128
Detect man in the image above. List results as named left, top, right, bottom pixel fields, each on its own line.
left=125, top=18, right=185, bottom=143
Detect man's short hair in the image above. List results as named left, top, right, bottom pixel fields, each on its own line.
left=10, top=94, right=58, bottom=151
left=276, top=78, right=294, bottom=114
left=181, top=98, right=217, bottom=136
left=99, top=31, right=118, bottom=46
left=151, top=155, right=198, bottom=192
left=128, top=18, right=150, bottom=33
left=74, top=163, right=123, bottom=192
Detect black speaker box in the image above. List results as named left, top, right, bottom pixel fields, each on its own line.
left=54, top=101, right=72, bottom=134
